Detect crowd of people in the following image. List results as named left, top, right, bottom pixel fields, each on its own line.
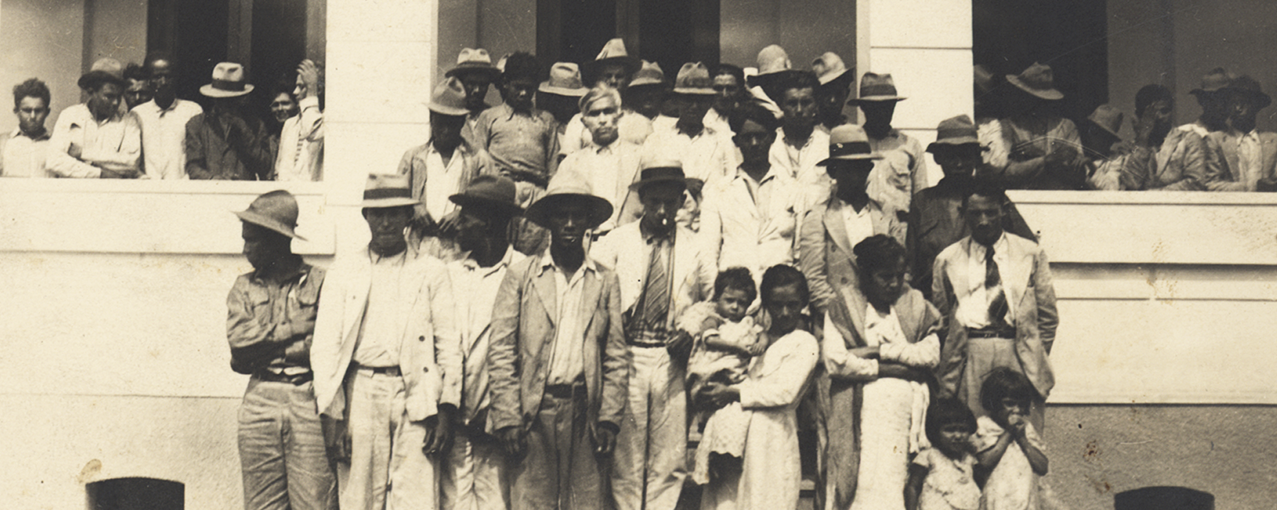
left=0, top=55, right=323, bottom=180
left=222, top=38, right=1075, bottom=510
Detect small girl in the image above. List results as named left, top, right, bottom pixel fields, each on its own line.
left=974, top=368, right=1050, bottom=510
left=906, top=397, right=981, bottom=510
left=679, top=267, right=764, bottom=484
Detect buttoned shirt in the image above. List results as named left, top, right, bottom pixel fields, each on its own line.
left=133, top=98, right=203, bottom=179
left=701, top=164, right=813, bottom=273
left=955, top=233, right=1010, bottom=330
left=840, top=200, right=876, bottom=249
left=226, top=260, right=324, bottom=376
left=1236, top=129, right=1264, bottom=190
left=769, top=127, right=831, bottom=189
left=274, top=96, right=323, bottom=181
left=461, top=106, right=489, bottom=149
left=473, top=103, right=559, bottom=181
left=46, top=104, right=142, bottom=178
left=703, top=108, right=732, bottom=137
left=421, top=144, right=469, bottom=222
left=642, top=125, right=736, bottom=184
left=866, top=128, right=928, bottom=211
left=0, top=128, right=50, bottom=177
left=540, top=252, right=597, bottom=385
left=354, top=250, right=410, bottom=367
left=449, top=247, right=522, bottom=423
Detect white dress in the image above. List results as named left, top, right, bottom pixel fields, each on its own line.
left=913, top=448, right=981, bottom=510
left=974, top=417, right=1044, bottom=510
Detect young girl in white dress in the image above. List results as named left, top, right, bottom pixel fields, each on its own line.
left=974, top=368, right=1050, bottom=510
left=906, top=397, right=981, bottom=510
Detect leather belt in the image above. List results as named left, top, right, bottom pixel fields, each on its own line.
left=967, top=327, right=1016, bottom=339
left=357, top=364, right=401, bottom=376
left=256, top=370, right=313, bottom=385
left=544, top=380, right=586, bottom=399
left=627, top=329, right=668, bottom=348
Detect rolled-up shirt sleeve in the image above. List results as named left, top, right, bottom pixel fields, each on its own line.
left=822, top=312, right=878, bottom=380
left=879, top=331, right=940, bottom=368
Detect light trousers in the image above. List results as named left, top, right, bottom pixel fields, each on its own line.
left=442, top=430, right=509, bottom=510
left=339, top=368, right=441, bottom=510
left=611, top=345, right=688, bottom=510
left=238, top=376, right=338, bottom=510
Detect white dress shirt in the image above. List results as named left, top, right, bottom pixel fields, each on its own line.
left=541, top=253, right=597, bottom=385
left=354, top=250, right=409, bottom=367
left=421, top=144, right=469, bottom=222
left=274, top=96, right=324, bottom=181
left=955, top=233, right=1011, bottom=330
left=133, top=98, right=203, bottom=179
left=0, top=128, right=50, bottom=178
left=46, top=104, right=142, bottom=178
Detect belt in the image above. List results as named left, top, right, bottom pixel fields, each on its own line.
left=967, top=327, right=1016, bottom=339
left=544, top=379, right=586, bottom=399
left=356, top=364, right=401, bottom=376
left=627, top=329, right=668, bottom=348
left=256, top=370, right=313, bottom=385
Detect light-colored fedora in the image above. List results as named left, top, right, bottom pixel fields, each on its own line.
left=672, top=62, right=716, bottom=96
left=1006, top=62, right=1063, bottom=101
left=428, top=76, right=470, bottom=116
left=200, top=62, right=255, bottom=98
left=539, top=62, right=590, bottom=97
left=817, top=124, right=883, bottom=165
left=446, top=48, right=501, bottom=81
left=362, top=173, right=420, bottom=208
left=812, top=52, right=853, bottom=87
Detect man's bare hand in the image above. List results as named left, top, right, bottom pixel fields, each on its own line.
left=498, top=426, right=526, bottom=459
left=423, top=407, right=455, bottom=457
left=296, top=60, right=320, bottom=99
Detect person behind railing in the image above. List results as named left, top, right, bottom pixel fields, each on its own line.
left=981, top=63, right=1084, bottom=190
left=122, top=63, right=152, bottom=111
left=0, top=78, right=52, bottom=178
left=1178, top=68, right=1234, bottom=139
left=1203, top=75, right=1277, bottom=192
left=273, top=59, right=324, bottom=182
left=186, top=62, right=273, bottom=180
left=1119, top=85, right=1207, bottom=191
left=1079, top=104, right=1129, bottom=191
left=46, top=65, right=142, bottom=179
left=134, top=54, right=203, bottom=180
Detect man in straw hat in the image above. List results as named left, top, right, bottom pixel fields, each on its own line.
left=557, top=86, right=645, bottom=233
left=446, top=48, right=502, bottom=146
left=226, top=190, right=337, bottom=510
left=488, top=171, right=628, bottom=510
left=770, top=70, right=833, bottom=192
left=583, top=38, right=641, bottom=91
left=985, top=62, right=1085, bottom=190
left=538, top=62, right=590, bottom=149
left=797, top=124, right=905, bottom=316
left=311, top=174, right=462, bottom=510
left=1204, top=74, right=1277, bottom=192
left=1119, top=85, right=1208, bottom=191
left=643, top=62, right=736, bottom=190
left=812, top=52, right=855, bottom=133
left=1179, top=67, right=1235, bottom=138
left=186, top=62, right=274, bottom=180
left=398, top=76, right=495, bottom=256
left=46, top=63, right=142, bottom=178
left=591, top=160, right=715, bottom=510
left=702, top=102, right=821, bottom=280
left=440, top=175, right=525, bottom=510
left=561, top=50, right=654, bottom=156
left=907, top=115, right=1035, bottom=300
left=849, top=72, right=928, bottom=211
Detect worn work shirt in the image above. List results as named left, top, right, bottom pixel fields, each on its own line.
left=46, top=104, right=142, bottom=178
left=769, top=127, right=831, bottom=190
left=701, top=164, right=814, bottom=273
left=540, top=252, right=597, bottom=385
left=226, top=260, right=325, bottom=375
left=473, top=103, right=559, bottom=182
left=449, top=247, right=522, bottom=424
left=134, top=98, right=203, bottom=179
left=867, top=128, right=929, bottom=212
left=185, top=112, right=274, bottom=180
left=354, top=250, right=409, bottom=367
left=274, top=96, right=324, bottom=181
left=0, top=128, right=50, bottom=177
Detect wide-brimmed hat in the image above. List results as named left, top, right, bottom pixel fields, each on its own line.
left=1087, top=105, right=1124, bottom=140
left=450, top=174, right=523, bottom=216
left=78, top=58, right=127, bottom=90
left=926, top=115, right=982, bottom=152
left=817, top=125, right=883, bottom=165
left=445, top=48, right=501, bottom=82
left=234, top=190, right=306, bottom=240
left=812, top=52, right=854, bottom=87
left=524, top=171, right=613, bottom=229
left=627, top=61, right=667, bottom=89
left=747, top=45, right=802, bottom=90
left=583, top=38, right=640, bottom=83
left=200, top=62, right=255, bottom=98
left=1225, top=75, right=1272, bottom=109
left=427, top=77, right=470, bottom=116
left=540, top=62, right=590, bottom=97
left=1006, top=62, right=1063, bottom=101
left=673, top=62, right=716, bottom=95
left=849, top=72, right=907, bottom=104
left=629, top=159, right=689, bottom=191
left=362, top=173, right=419, bottom=208
left=1189, top=68, right=1234, bottom=96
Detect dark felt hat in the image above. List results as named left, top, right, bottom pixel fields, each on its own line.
left=450, top=174, right=523, bottom=216
left=234, top=190, right=306, bottom=240
left=629, top=159, right=690, bottom=191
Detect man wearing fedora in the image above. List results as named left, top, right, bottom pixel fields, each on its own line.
left=487, top=172, right=628, bottom=510
left=770, top=70, right=833, bottom=192
left=133, top=53, right=204, bottom=180
left=850, top=72, right=928, bottom=212
left=702, top=102, right=817, bottom=280
left=907, top=115, right=1036, bottom=301
left=398, top=77, right=495, bottom=256
left=46, top=65, right=142, bottom=178
left=1079, top=104, right=1128, bottom=190
left=812, top=52, right=855, bottom=134
left=984, top=62, right=1085, bottom=190
left=798, top=124, right=906, bottom=317
left=441, top=175, right=525, bottom=510
left=538, top=62, right=589, bottom=151
left=1119, top=85, right=1208, bottom=191
left=1, top=78, right=52, bottom=178
left=274, top=59, right=325, bottom=182
left=619, top=61, right=669, bottom=144
left=1204, top=75, right=1277, bottom=192
left=311, top=174, right=462, bottom=510
left=559, top=40, right=641, bottom=156
left=557, top=86, right=645, bottom=233
left=446, top=48, right=502, bottom=147
left=1179, top=68, right=1235, bottom=139
left=186, top=62, right=274, bottom=180
left=591, top=160, right=715, bottom=510
left=227, top=190, right=337, bottom=510
left=746, top=44, right=796, bottom=118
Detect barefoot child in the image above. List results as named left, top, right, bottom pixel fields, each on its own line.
left=680, top=267, right=764, bottom=484
left=974, top=368, right=1049, bottom=510
left=906, top=397, right=981, bottom=510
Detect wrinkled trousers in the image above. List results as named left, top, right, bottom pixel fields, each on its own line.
left=510, top=390, right=607, bottom=510
left=612, top=345, right=688, bottom=510
left=338, top=368, right=441, bottom=510
left=238, top=376, right=338, bottom=510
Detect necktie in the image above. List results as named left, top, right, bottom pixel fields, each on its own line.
left=985, top=245, right=1009, bottom=324
left=642, top=238, right=670, bottom=330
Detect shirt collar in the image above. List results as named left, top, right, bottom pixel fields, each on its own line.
left=498, top=102, right=537, bottom=121
left=369, top=247, right=409, bottom=266
left=538, top=248, right=597, bottom=276
left=969, top=232, right=1008, bottom=258
left=462, top=245, right=516, bottom=276
left=639, top=221, right=675, bottom=244
left=9, top=127, right=50, bottom=141
left=735, top=164, right=784, bottom=185
left=250, top=256, right=309, bottom=284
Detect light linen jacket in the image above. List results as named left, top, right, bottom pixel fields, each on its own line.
left=1203, top=129, right=1277, bottom=191
left=591, top=222, right=716, bottom=329
left=931, top=234, right=1058, bottom=399
left=487, top=252, right=630, bottom=433
left=797, top=197, right=906, bottom=315
left=311, top=247, right=462, bottom=424
left=700, top=167, right=820, bottom=277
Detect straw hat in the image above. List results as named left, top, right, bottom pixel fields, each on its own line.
left=817, top=125, right=883, bottom=165
left=234, top=190, right=306, bottom=240
left=445, top=48, right=501, bottom=82
left=362, top=174, right=419, bottom=208
left=1086, top=105, right=1124, bottom=140
left=627, top=61, right=667, bottom=89
left=746, top=44, right=801, bottom=90
left=428, top=77, right=470, bottom=116
left=672, top=62, right=716, bottom=96
left=524, top=171, right=613, bottom=229
left=583, top=38, right=640, bottom=82
left=78, top=58, right=127, bottom=90
left=812, top=52, right=854, bottom=87
left=1006, top=62, right=1063, bottom=101
left=200, top=62, right=255, bottom=98
left=1189, top=68, right=1235, bottom=96
left=848, top=72, right=906, bottom=104
left=539, top=62, right=590, bottom=97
